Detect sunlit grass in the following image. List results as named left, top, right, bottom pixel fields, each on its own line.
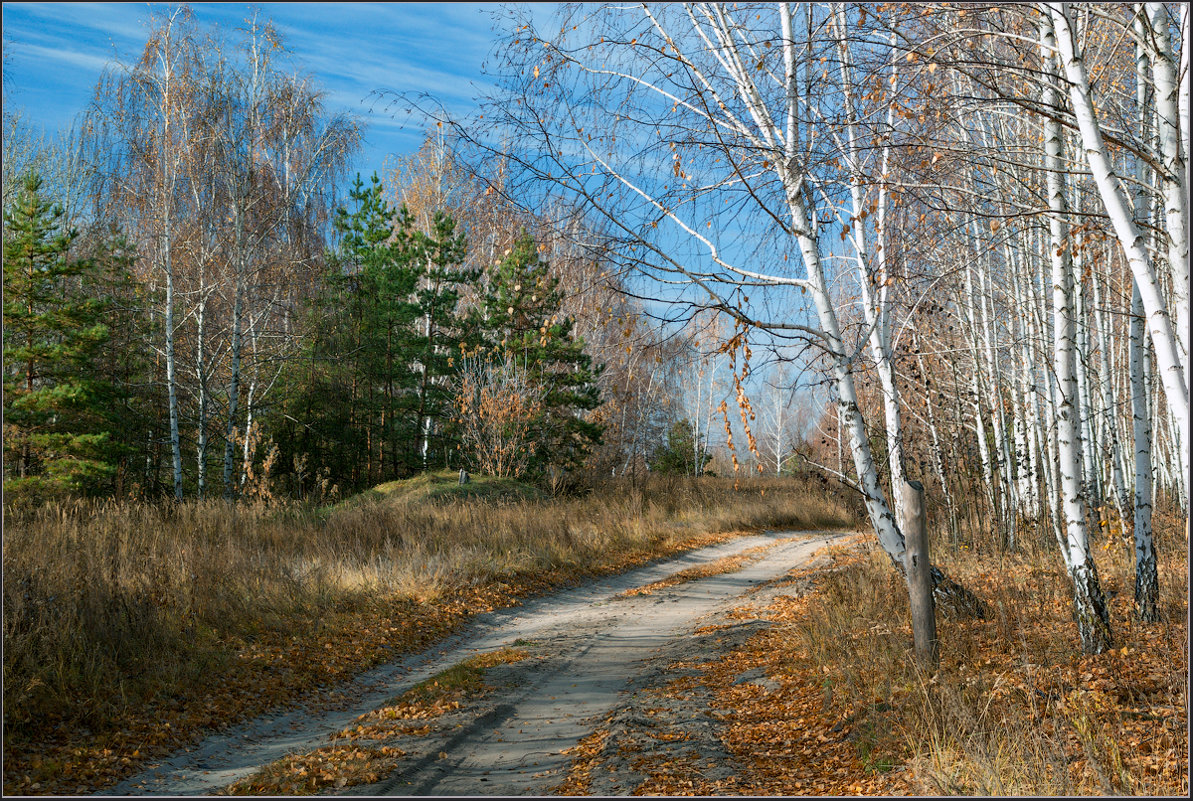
left=783, top=517, right=1188, bottom=796
left=2, top=472, right=853, bottom=794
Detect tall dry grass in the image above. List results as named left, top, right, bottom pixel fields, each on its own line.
left=2, top=474, right=853, bottom=752
left=788, top=513, right=1188, bottom=796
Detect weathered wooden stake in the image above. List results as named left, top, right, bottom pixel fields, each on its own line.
left=901, top=479, right=939, bottom=670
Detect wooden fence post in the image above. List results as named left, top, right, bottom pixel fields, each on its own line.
left=901, top=479, right=939, bottom=670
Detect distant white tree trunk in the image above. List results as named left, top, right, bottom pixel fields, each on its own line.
left=1027, top=223, right=1066, bottom=551
left=1008, top=243, right=1040, bottom=521
left=979, top=258, right=1015, bottom=544
left=765, top=365, right=792, bottom=475
left=154, top=15, right=186, bottom=501
left=1073, top=267, right=1101, bottom=509
left=1130, top=285, right=1158, bottom=620
left=223, top=196, right=246, bottom=500
left=962, top=256, right=997, bottom=519
left=195, top=290, right=209, bottom=498
left=187, top=167, right=220, bottom=500
left=1092, top=267, right=1129, bottom=523
left=164, top=216, right=183, bottom=501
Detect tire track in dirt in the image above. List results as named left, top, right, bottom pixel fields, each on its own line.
left=103, top=529, right=846, bottom=796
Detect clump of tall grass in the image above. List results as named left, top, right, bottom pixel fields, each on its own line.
left=2, top=474, right=852, bottom=749
left=787, top=517, right=1188, bottom=796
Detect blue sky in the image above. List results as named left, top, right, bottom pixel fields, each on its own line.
left=2, top=2, right=831, bottom=433
left=2, top=2, right=552, bottom=175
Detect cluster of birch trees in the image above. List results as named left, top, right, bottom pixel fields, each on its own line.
left=3, top=8, right=731, bottom=504
left=463, top=1, right=1187, bottom=653
left=74, top=8, right=361, bottom=501
left=6, top=4, right=1185, bottom=654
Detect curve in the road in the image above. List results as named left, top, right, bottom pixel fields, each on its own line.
left=104, top=529, right=845, bottom=796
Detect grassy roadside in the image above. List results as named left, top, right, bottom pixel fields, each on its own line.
left=2, top=473, right=854, bottom=795
left=694, top=522, right=1188, bottom=795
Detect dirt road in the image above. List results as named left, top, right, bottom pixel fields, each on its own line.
left=103, top=529, right=846, bottom=796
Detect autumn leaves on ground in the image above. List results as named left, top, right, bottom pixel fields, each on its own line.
left=2, top=473, right=852, bottom=795
left=5, top=474, right=1188, bottom=797
left=544, top=522, right=1187, bottom=797
left=695, top=528, right=1187, bottom=796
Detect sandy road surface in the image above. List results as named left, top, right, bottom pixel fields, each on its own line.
left=103, top=529, right=846, bottom=796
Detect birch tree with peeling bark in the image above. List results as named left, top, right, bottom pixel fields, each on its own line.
left=422, top=2, right=983, bottom=617
left=1039, top=10, right=1112, bottom=654
left=1045, top=2, right=1189, bottom=507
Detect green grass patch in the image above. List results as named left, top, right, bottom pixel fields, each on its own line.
left=331, top=470, right=546, bottom=513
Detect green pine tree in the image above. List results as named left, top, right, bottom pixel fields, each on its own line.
left=83, top=225, right=160, bottom=497
left=405, top=210, right=480, bottom=471
left=3, top=174, right=126, bottom=504
left=477, top=232, right=603, bottom=473
left=272, top=173, right=422, bottom=490
left=649, top=419, right=713, bottom=476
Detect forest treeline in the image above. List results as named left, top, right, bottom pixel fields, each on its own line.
left=3, top=10, right=751, bottom=509
left=449, top=1, right=1189, bottom=657
left=3, top=3, right=1190, bottom=662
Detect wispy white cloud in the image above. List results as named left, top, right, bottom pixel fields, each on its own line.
left=2, top=1, right=538, bottom=173
left=6, top=2, right=149, bottom=51
left=8, top=41, right=113, bottom=73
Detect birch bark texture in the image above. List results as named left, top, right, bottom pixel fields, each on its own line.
left=1045, top=2, right=1189, bottom=505
left=1040, top=10, right=1113, bottom=654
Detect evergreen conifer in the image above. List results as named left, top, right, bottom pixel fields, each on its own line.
left=477, top=232, right=603, bottom=472
left=3, top=174, right=127, bottom=502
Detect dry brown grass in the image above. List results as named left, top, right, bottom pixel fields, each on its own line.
left=2, top=473, right=852, bottom=794
left=782, top=517, right=1188, bottom=796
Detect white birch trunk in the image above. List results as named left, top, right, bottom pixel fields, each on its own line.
left=196, top=293, right=208, bottom=499
left=1008, top=246, right=1039, bottom=521
left=1145, top=3, right=1191, bottom=373
left=1048, top=2, right=1189, bottom=505
left=1029, top=224, right=1065, bottom=549
left=1162, top=399, right=1186, bottom=508
left=1092, top=268, right=1130, bottom=522
left=963, top=259, right=997, bottom=519
left=156, top=27, right=183, bottom=502
left=1073, top=270, right=1102, bottom=509
left=979, top=262, right=1015, bottom=543
left=1180, top=3, right=1191, bottom=173
left=787, top=184, right=904, bottom=563
left=833, top=3, right=906, bottom=527
left=164, top=224, right=183, bottom=501
left=1130, top=285, right=1158, bottom=620
left=241, top=377, right=256, bottom=490
left=1042, top=10, right=1112, bottom=653
left=771, top=375, right=786, bottom=475
left=223, top=199, right=245, bottom=500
